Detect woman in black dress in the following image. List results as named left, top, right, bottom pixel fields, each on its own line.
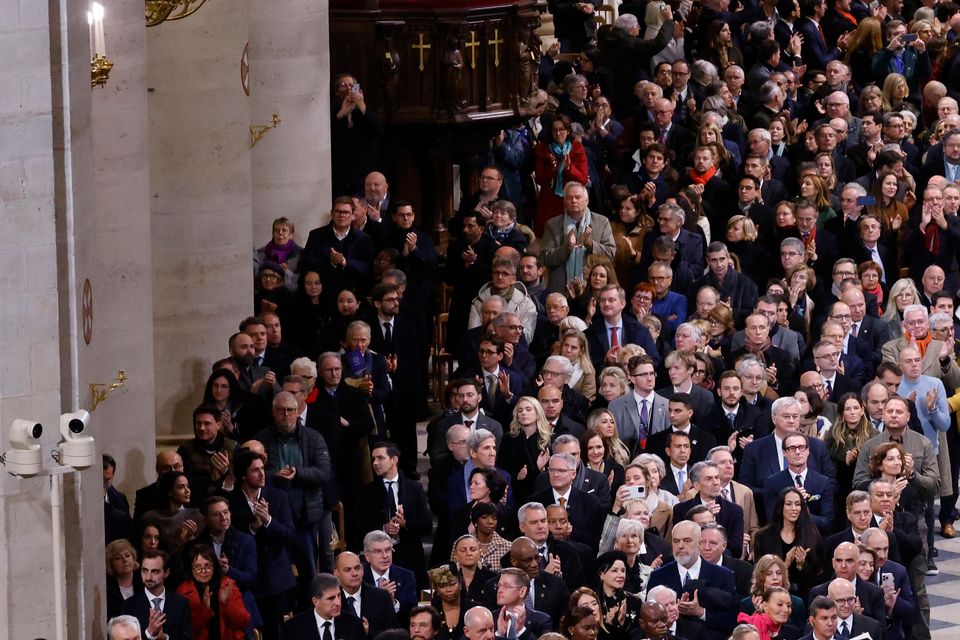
left=753, top=488, right=823, bottom=602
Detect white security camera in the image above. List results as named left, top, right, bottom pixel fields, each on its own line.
left=58, top=410, right=94, bottom=468
left=7, top=419, right=43, bottom=475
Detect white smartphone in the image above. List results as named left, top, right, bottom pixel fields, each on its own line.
left=881, top=573, right=895, bottom=590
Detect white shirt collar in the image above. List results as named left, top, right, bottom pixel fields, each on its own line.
left=552, top=487, right=572, bottom=503
left=314, top=610, right=336, bottom=634
left=678, top=556, right=702, bottom=581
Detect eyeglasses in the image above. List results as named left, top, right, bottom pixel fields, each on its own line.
left=830, top=314, right=852, bottom=321
left=783, top=444, right=808, bottom=452
left=277, top=407, right=299, bottom=414
left=192, top=564, right=214, bottom=573
left=478, top=349, right=499, bottom=356
left=630, top=371, right=655, bottom=378
left=547, top=467, right=575, bottom=474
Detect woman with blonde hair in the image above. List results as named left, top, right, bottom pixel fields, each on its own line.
left=631, top=455, right=676, bottom=534
left=586, top=408, right=631, bottom=466
left=882, top=73, right=914, bottom=114
left=726, top=214, right=768, bottom=284
left=554, top=329, right=597, bottom=401
left=595, top=366, right=629, bottom=410
left=106, top=539, right=142, bottom=619
left=499, top=396, right=552, bottom=504
left=881, top=277, right=922, bottom=339
left=785, top=264, right=817, bottom=330
left=705, top=304, right=735, bottom=357
left=699, top=121, right=738, bottom=173
left=859, top=83, right=884, bottom=114
left=825, top=393, right=878, bottom=525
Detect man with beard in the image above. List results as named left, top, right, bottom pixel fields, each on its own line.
left=177, top=405, right=235, bottom=505
left=229, top=331, right=276, bottom=395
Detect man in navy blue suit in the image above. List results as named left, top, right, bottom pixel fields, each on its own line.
left=796, top=0, right=850, bottom=73
left=229, top=449, right=297, bottom=640
left=646, top=521, right=738, bottom=640
left=280, top=573, right=366, bottom=640
left=122, top=550, right=192, bottom=640
left=763, top=433, right=835, bottom=530
left=672, top=461, right=745, bottom=559
left=800, top=595, right=840, bottom=640
left=493, top=568, right=553, bottom=637
left=586, top=284, right=661, bottom=369
left=861, top=528, right=916, bottom=640
left=740, top=397, right=836, bottom=511
left=361, top=529, right=418, bottom=619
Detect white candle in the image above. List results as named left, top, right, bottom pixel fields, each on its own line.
left=92, top=3, right=105, bottom=58
left=87, top=10, right=94, bottom=60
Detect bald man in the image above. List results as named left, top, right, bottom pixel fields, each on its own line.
left=808, top=542, right=886, bottom=626
left=334, top=551, right=398, bottom=636
left=646, top=521, right=738, bottom=636
left=134, top=451, right=184, bottom=522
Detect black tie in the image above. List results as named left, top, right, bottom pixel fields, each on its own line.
left=383, top=321, right=393, bottom=352
left=795, top=474, right=803, bottom=488
left=384, top=480, right=397, bottom=519
left=538, top=545, right=548, bottom=570
left=838, top=620, right=849, bottom=639
left=347, top=596, right=357, bottom=615
left=322, top=621, right=333, bottom=640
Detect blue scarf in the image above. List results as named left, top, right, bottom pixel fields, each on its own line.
left=549, top=140, right=572, bottom=197
left=563, top=209, right=592, bottom=284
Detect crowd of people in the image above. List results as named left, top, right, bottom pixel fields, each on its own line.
left=103, top=0, right=960, bottom=638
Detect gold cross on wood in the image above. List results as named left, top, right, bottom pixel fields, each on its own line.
left=464, top=31, right=480, bottom=70
left=412, top=32, right=431, bottom=72
left=488, top=28, right=503, bottom=67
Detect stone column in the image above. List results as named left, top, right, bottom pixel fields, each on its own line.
left=148, top=1, right=254, bottom=437
left=248, top=0, right=333, bottom=249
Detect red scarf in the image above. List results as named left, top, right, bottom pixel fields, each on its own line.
left=903, top=329, right=933, bottom=357
left=864, top=284, right=884, bottom=313
left=925, top=224, right=941, bottom=255
left=688, top=165, right=717, bottom=185
left=836, top=9, right=858, bottom=25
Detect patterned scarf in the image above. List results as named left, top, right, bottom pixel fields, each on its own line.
left=549, top=140, right=572, bottom=197
left=563, top=209, right=593, bottom=284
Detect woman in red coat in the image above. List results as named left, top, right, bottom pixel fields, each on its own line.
left=534, top=114, right=589, bottom=235
left=177, top=544, right=251, bottom=640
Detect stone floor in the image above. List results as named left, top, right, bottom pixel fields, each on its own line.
left=929, top=532, right=960, bottom=637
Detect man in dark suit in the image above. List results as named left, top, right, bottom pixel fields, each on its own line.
left=133, top=451, right=184, bottom=524
left=369, top=283, right=425, bottom=474
left=656, top=430, right=694, bottom=497
left=486, top=537, right=570, bottom=626
left=672, top=462, right=745, bottom=558
left=651, top=97, right=695, bottom=165
left=645, top=395, right=717, bottom=469
left=800, top=595, right=841, bottom=640
left=842, top=288, right=889, bottom=350
left=123, top=550, right=192, bottom=640
left=444, top=428, right=514, bottom=520
left=427, top=379, right=504, bottom=468
left=639, top=204, right=707, bottom=280
left=281, top=573, right=366, bottom=640
left=808, top=543, right=886, bottom=626
left=311, top=352, right=376, bottom=520
left=646, top=521, right=739, bottom=640
left=796, top=0, right=846, bottom=77
left=103, top=454, right=132, bottom=544
left=861, top=528, right=916, bottom=640
left=361, top=529, right=418, bottom=617
left=536, top=383, right=586, bottom=439
left=646, top=585, right=707, bottom=640
left=531, top=433, right=612, bottom=511
left=229, top=450, right=298, bottom=640
left=493, top=568, right=553, bottom=636
left=710, top=371, right=770, bottom=447
left=724, top=313, right=797, bottom=397
left=739, top=396, right=836, bottom=501
left=699, top=524, right=752, bottom=598
left=824, top=490, right=901, bottom=565
left=530, top=452, right=603, bottom=549
left=458, top=336, right=524, bottom=426
left=824, top=578, right=884, bottom=640
left=689, top=242, right=759, bottom=325
left=656, top=358, right=717, bottom=434
left=763, top=433, right=836, bottom=530
left=586, top=284, right=661, bottom=369
left=516, top=502, right=587, bottom=591
left=302, top=197, right=375, bottom=303
left=334, top=551, right=398, bottom=637
left=846, top=214, right=898, bottom=295
left=355, top=442, right=431, bottom=588
left=804, top=339, right=860, bottom=402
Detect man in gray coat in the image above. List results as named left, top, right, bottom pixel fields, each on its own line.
left=539, top=182, right=615, bottom=292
